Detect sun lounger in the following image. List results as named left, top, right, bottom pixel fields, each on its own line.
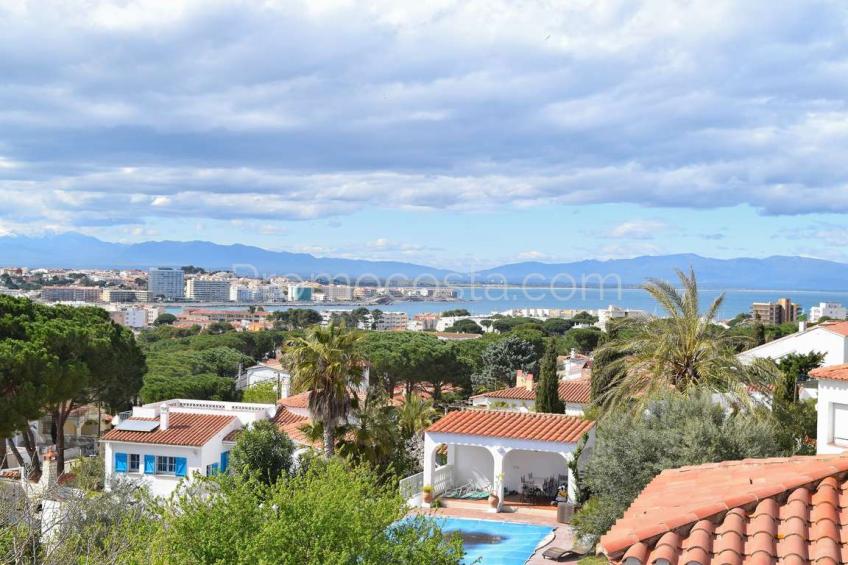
left=541, top=547, right=581, bottom=561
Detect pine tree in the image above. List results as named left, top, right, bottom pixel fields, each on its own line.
left=535, top=340, right=563, bottom=414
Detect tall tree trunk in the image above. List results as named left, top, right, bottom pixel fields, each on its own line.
left=6, top=438, right=25, bottom=467
left=323, top=423, right=334, bottom=458
left=21, top=428, right=40, bottom=475
left=0, top=436, right=5, bottom=469
left=54, top=401, right=74, bottom=475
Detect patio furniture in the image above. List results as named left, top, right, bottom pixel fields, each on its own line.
left=541, top=547, right=582, bottom=561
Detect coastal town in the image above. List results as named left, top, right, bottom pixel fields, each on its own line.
left=4, top=1, right=848, bottom=563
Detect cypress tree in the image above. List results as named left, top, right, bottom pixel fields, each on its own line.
left=535, top=340, right=564, bottom=414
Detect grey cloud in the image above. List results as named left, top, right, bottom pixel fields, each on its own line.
left=1, top=0, right=848, bottom=230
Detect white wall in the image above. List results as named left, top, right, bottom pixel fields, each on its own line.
left=104, top=423, right=238, bottom=498
left=502, top=450, right=568, bottom=494
left=738, top=327, right=848, bottom=367
left=452, top=445, right=494, bottom=490
left=817, top=378, right=848, bottom=455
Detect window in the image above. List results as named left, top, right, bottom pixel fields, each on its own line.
left=834, top=403, right=848, bottom=444
left=129, top=454, right=140, bottom=473
left=206, top=463, right=219, bottom=476
left=156, top=456, right=177, bottom=475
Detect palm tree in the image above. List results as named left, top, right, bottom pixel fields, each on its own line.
left=284, top=324, right=365, bottom=457
left=397, top=394, right=437, bottom=438
left=594, top=268, right=772, bottom=412
left=336, top=390, right=399, bottom=470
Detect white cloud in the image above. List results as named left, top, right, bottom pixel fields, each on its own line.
left=0, top=0, right=847, bottom=234
left=608, top=220, right=668, bottom=240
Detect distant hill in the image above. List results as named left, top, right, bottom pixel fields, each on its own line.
left=1, top=233, right=847, bottom=290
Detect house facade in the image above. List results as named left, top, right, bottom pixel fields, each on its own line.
left=470, top=375, right=591, bottom=417
left=102, top=399, right=277, bottom=497
left=737, top=321, right=848, bottom=367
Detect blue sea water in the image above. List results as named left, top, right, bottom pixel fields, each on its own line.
left=166, top=287, right=848, bottom=320
left=436, top=517, right=553, bottom=565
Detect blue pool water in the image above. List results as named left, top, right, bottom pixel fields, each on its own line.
left=437, top=517, right=553, bottom=565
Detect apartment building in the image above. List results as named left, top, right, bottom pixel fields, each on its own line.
left=148, top=268, right=185, bottom=300
left=101, top=289, right=150, bottom=303
left=751, top=297, right=800, bottom=325
left=809, top=302, right=848, bottom=323
left=322, top=285, right=354, bottom=301
left=41, top=286, right=102, bottom=303
left=185, top=279, right=231, bottom=302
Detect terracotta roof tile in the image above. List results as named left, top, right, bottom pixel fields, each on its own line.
left=810, top=363, right=848, bottom=381
left=426, top=409, right=593, bottom=443
left=599, top=455, right=848, bottom=564
left=471, top=379, right=592, bottom=404
left=278, top=391, right=310, bottom=409
left=820, top=321, right=848, bottom=337
left=101, top=413, right=235, bottom=447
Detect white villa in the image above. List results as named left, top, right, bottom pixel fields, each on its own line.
left=812, top=363, right=848, bottom=455
left=738, top=320, right=848, bottom=367
left=235, top=358, right=291, bottom=395
left=417, top=410, right=594, bottom=511
left=101, top=399, right=312, bottom=497
left=470, top=371, right=591, bottom=417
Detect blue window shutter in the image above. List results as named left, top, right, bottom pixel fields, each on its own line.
left=175, top=457, right=188, bottom=477
left=114, top=452, right=127, bottom=473
left=220, top=451, right=229, bottom=472
left=144, top=455, right=155, bottom=474
left=210, top=463, right=219, bottom=476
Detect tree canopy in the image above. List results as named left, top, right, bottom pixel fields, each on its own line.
left=230, top=419, right=295, bottom=484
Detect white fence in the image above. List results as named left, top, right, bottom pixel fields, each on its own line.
left=399, top=471, right=423, bottom=501
left=432, top=464, right=454, bottom=496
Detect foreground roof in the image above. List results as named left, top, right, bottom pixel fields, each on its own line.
left=472, top=379, right=591, bottom=404
left=810, top=363, right=848, bottom=382
left=821, top=321, right=848, bottom=337
left=101, top=413, right=235, bottom=447
left=427, top=409, right=592, bottom=443
left=599, top=455, right=848, bottom=564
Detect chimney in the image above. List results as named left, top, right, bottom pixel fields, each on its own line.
left=799, top=321, right=808, bottom=332
left=516, top=370, right=534, bottom=391
left=40, top=448, right=58, bottom=490
left=570, top=348, right=577, bottom=358
left=159, top=404, right=169, bottom=431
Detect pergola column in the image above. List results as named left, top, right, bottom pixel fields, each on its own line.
left=487, top=446, right=511, bottom=512
left=422, top=434, right=439, bottom=507
left=562, top=451, right=577, bottom=503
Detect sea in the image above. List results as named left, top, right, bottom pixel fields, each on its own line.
left=164, top=287, right=848, bottom=320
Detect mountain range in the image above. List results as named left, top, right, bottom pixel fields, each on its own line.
left=1, top=232, right=847, bottom=291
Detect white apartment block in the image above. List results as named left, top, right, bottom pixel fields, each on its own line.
left=372, top=311, right=408, bottom=331
left=185, top=279, right=232, bottom=302
left=101, top=289, right=150, bottom=303
left=323, top=285, right=354, bottom=301
left=596, top=305, right=649, bottom=331
left=810, top=303, right=848, bottom=324
left=148, top=268, right=185, bottom=300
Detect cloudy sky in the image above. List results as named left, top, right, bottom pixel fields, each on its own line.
left=1, top=0, right=848, bottom=269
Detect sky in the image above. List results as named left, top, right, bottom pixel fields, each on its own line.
left=1, top=0, right=848, bottom=270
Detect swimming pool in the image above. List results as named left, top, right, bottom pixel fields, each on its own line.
left=436, top=517, right=554, bottom=565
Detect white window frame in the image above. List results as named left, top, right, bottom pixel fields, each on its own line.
left=833, top=403, right=848, bottom=445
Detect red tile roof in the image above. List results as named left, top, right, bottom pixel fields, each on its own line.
left=821, top=321, right=848, bottom=337
left=810, top=363, right=848, bottom=382
left=101, top=413, right=235, bottom=447
left=472, top=379, right=591, bottom=404
left=598, top=455, right=848, bottom=564
left=427, top=409, right=593, bottom=443
left=278, top=391, right=310, bottom=409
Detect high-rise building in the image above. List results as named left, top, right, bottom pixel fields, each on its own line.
left=751, top=298, right=800, bottom=325
left=287, top=285, right=313, bottom=302
left=185, top=279, right=232, bottom=302
left=148, top=268, right=185, bottom=300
